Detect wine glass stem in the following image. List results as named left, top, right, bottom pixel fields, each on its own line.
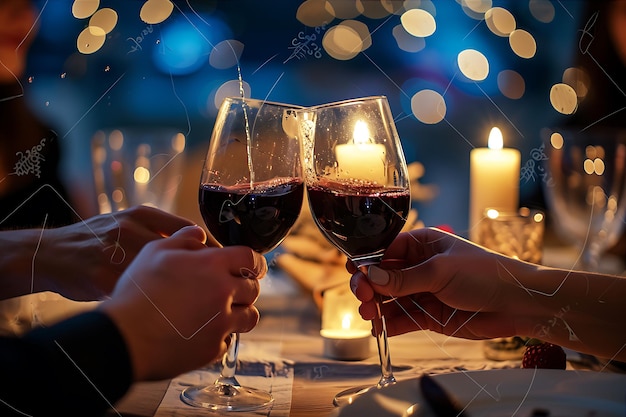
left=373, top=293, right=396, bottom=387
left=220, top=332, right=240, bottom=381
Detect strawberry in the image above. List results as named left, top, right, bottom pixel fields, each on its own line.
left=521, top=340, right=566, bottom=369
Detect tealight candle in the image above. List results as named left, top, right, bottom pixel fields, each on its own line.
left=469, top=127, right=520, bottom=242
left=320, top=283, right=371, bottom=361
left=335, top=120, right=387, bottom=184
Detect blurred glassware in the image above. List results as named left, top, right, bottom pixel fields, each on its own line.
left=91, top=128, right=186, bottom=213
left=542, top=128, right=626, bottom=272
left=476, top=207, right=545, bottom=265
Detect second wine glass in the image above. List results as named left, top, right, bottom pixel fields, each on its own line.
left=180, top=97, right=304, bottom=411
left=299, top=96, right=411, bottom=406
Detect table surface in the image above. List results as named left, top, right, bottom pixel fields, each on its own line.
left=107, top=256, right=620, bottom=417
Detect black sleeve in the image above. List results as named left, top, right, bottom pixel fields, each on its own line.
left=0, top=310, right=133, bottom=416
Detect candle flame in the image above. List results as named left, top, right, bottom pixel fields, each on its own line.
left=488, top=127, right=503, bottom=150
left=341, top=313, right=352, bottom=330
left=353, top=120, right=370, bottom=145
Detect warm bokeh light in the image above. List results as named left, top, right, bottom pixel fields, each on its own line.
left=401, top=8, right=436, bottom=38
left=89, top=8, right=118, bottom=34
left=457, top=49, right=489, bottom=81
left=139, top=0, right=174, bottom=25
left=323, top=22, right=368, bottom=60
left=550, top=132, right=564, bottom=149
left=72, top=0, right=100, bottom=19
left=485, top=7, right=515, bottom=37
left=562, top=67, right=590, bottom=98
left=327, top=0, right=362, bottom=19
left=509, top=29, right=537, bottom=59
left=550, top=83, right=578, bottom=115
left=411, top=89, right=446, bottom=124
left=76, top=26, right=106, bottom=54
left=296, top=0, right=333, bottom=27
left=134, top=166, right=151, bottom=184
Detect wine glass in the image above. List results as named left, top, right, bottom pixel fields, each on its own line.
left=542, top=127, right=626, bottom=272
left=180, top=97, right=304, bottom=411
left=298, top=96, right=411, bottom=406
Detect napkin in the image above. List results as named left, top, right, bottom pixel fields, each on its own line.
left=155, top=341, right=294, bottom=417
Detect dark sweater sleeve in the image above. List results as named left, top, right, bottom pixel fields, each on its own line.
left=0, top=310, right=133, bottom=416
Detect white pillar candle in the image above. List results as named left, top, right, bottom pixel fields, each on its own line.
left=335, top=120, right=387, bottom=184
left=469, top=127, right=520, bottom=242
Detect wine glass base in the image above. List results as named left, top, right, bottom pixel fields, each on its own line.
left=180, top=382, right=274, bottom=412
left=333, top=380, right=397, bottom=407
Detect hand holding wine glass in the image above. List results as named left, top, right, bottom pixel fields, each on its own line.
left=181, top=97, right=304, bottom=411
left=299, top=96, right=411, bottom=406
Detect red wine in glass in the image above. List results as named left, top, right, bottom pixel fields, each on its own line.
left=199, top=178, right=304, bottom=253
left=307, top=179, right=410, bottom=263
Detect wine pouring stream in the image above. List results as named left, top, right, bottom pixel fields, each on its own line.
left=298, top=96, right=411, bottom=406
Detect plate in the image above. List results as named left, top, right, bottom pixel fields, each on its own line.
left=333, top=369, right=626, bottom=417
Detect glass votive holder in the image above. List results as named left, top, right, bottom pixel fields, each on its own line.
left=476, top=207, right=545, bottom=361
left=320, top=283, right=371, bottom=361
left=476, top=207, right=545, bottom=264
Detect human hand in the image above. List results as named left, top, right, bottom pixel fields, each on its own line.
left=99, top=225, right=266, bottom=381
left=349, top=227, right=538, bottom=340
left=38, top=205, right=195, bottom=301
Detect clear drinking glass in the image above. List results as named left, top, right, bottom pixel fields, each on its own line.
left=180, top=97, right=304, bottom=411
left=299, top=96, right=411, bottom=406
left=542, top=128, right=626, bottom=272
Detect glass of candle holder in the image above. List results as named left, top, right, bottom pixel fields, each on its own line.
left=475, top=207, right=545, bottom=360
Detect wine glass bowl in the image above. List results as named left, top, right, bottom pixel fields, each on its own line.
left=299, top=96, right=411, bottom=406
left=542, top=128, right=626, bottom=272
left=181, top=97, right=304, bottom=411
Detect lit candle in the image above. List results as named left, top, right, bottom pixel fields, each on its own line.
left=469, top=127, right=520, bottom=242
left=335, top=120, right=387, bottom=184
left=320, top=284, right=371, bottom=361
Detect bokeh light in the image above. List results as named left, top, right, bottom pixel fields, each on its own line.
left=457, top=49, right=489, bottom=81
left=140, top=0, right=174, bottom=25
left=509, top=29, right=536, bottom=59
left=401, top=8, right=436, bottom=38
left=72, top=0, right=100, bottom=19
left=411, top=89, right=447, bottom=124
left=550, top=83, right=578, bottom=115
left=485, top=7, right=515, bottom=37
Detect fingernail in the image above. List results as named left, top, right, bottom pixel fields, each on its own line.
left=368, top=265, right=389, bottom=285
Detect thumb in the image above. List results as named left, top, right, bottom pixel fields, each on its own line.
left=170, top=225, right=207, bottom=244
left=367, top=264, right=424, bottom=298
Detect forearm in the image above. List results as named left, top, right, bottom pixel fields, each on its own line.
left=0, top=311, right=132, bottom=416
left=511, top=262, right=626, bottom=361
left=0, top=228, right=44, bottom=300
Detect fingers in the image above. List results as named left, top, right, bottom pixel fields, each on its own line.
left=118, top=205, right=196, bottom=237
left=220, top=246, right=267, bottom=279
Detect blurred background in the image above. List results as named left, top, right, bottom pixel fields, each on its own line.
left=10, top=0, right=597, bottom=236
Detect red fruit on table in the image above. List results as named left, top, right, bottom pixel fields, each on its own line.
left=522, top=341, right=567, bottom=369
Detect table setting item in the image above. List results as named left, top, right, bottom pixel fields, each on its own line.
left=542, top=128, right=626, bottom=272
left=298, top=95, right=411, bottom=406
left=179, top=96, right=304, bottom=411
left=91, top=127, right=186, bottom=213
left=333, top=369, right=626, bottom=417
